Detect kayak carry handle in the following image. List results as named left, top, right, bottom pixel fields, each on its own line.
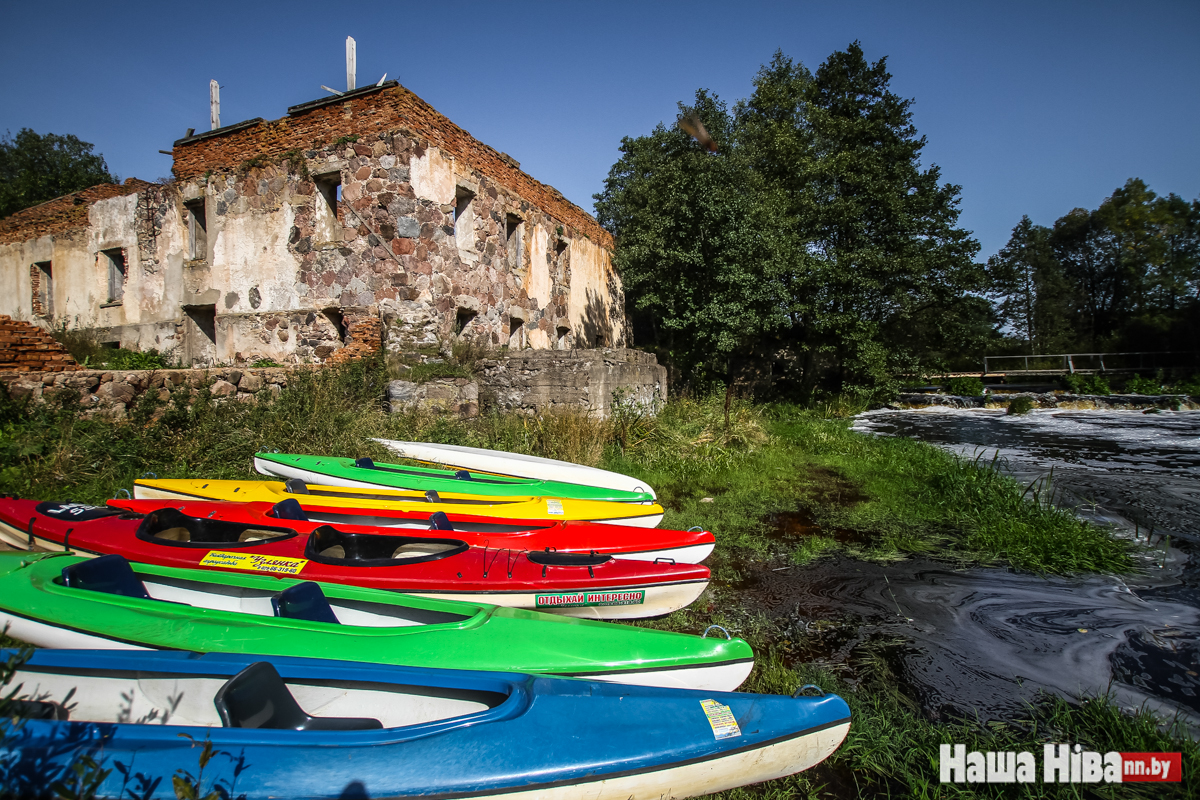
left=139, top=472, right=157, bottom=479
left=688, top=526, right=703, bottom=532
left=654, top=557, right=676, bottom=565
left=793, top=684, right=825, bottom=698
left=114, top=488, right=132, bottom=500
left=702, top=625, right=732, bottom=640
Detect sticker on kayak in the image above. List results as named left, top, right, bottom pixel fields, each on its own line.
left=535, top=590, right=645, bottom=608
left=700, top=699, right=742, bottom=740
left=546, top=499, right=564, bottom=515
left=199, top=550, right=308, bottom=576
left=34, top=502, right=123, bottom=521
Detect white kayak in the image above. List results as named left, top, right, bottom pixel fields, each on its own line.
left=372, top=440, right=657, bottom=500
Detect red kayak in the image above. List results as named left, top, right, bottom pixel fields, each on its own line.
left=0, top=499, right=709, bottom=620
left=106, top=497, right=715, bottom=564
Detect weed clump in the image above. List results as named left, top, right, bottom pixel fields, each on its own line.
left=1062, top=373, right=1111, bottom=395
left=944, top=376, right=984, bottom=396
left=1006, top=396, right=1035, bottom=415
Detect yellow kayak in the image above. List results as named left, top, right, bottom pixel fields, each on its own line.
left=132, top=478, right=665, bottom=528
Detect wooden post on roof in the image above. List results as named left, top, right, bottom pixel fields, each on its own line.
left=346, top=37, right=356, bottom=91
left=210, top=80, right=220, bottom=130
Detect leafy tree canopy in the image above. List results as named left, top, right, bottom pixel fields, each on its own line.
left=989, top=179, right=1200, bottom=354
left=596, top=44, right=983, bottom=399
left=0, top=128, right=116, bottom=219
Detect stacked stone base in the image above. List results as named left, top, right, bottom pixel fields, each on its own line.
left=388, top=348, right=667, bottom=418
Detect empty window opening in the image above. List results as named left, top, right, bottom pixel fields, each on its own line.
left=31, top=261, right=53, bottom=317
left=314, top=174, right=342, bottom=243
left=506, top=214, right=524, bottom=270
left=103, top=249, right=126, bottom=304
left=185, top=200, right=207, bottom=261
left=507, top=316, right=524, bottom=348
left=556, top=326, right=571, bottom=350
left=454, top=308, right=478, bottom=336
left=322, top=307, right=347, bottom=343
left=554, top=238, right=568, bottom=258
left=454, top=187, right=475, bottom=225
left=454, top=187, right=476, bottom=254
left=184, top=305, right=217, bottom=366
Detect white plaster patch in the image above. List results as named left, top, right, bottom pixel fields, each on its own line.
left=409, top=147, right=455, bottom=205
left=210, top=204, right=300, bottom=314
left=526, top=224, right=551, bottom=308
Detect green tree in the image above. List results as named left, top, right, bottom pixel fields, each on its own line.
left=0, top=128, right=116, bottom=219
left=789, top=44, right=982, bottom=396
left=597, top=45, right=983, bottom=400
left=594, top=92, right=794, bottom=387
left=988, top=216, right=1075, bottom=354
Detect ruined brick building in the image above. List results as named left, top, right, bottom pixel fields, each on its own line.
left=0, top=81, right=624, bottom=366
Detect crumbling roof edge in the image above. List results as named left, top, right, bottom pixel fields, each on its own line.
left=174, top=118, right=267, bottom=148
left=286, top=81, right=399, bottom=116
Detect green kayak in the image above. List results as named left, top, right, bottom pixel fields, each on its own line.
left=0, top=553, right=753, bottom=691
left=253, top=452, right=657, bottom=503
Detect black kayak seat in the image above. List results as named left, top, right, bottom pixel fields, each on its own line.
left=61, top=554, right=152, bottom=600
left=354, top=457, right=375, bottom=469
left=285, top=478, right=309, bottom=495
left=214, top=661, right=381, bottom=731
left=271, top=581, right=339, bottom=624
left=454, top=470, right=472, bottom=481
left=9, top=699, right=69, bottom=721
left=270, top=498, right=309, bottom=521
left=428, top=511, right=454, bottom=531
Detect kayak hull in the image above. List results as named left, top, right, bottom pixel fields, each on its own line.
left=2, top=649, right=849, bottom=800
left=0, top=552, right=754, bottom=691
left=374, top=438, right=658, bottom=499
left=254, top=453, right=655, bottom=504
left=0, top=499, right=707, bottom=620
left=110, top=497, right=712, bottom=563
left=133, top=478, right=666, bottom=527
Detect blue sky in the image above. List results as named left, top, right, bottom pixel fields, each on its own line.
left=2, top=0, right=1196, bottom=259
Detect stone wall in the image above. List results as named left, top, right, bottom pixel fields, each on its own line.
left=386, top=348, right=667, bottom=418
left=0, top=81, right=624, bottom=368
left=0, top=365, right=305, bottom=418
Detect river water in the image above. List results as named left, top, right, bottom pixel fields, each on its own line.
left=748, top=409, right=1200, bottom=730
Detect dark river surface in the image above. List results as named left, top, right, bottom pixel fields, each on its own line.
left=753, top=410, right=1200, bottom=730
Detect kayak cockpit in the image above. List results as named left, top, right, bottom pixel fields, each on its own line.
left=53, top=555, right=475, bottom=628
left=305, top=526, right=467, bottom=565
left=136, top=507, right=297, bottom=548
left=8, top=659, right=511, bottom=730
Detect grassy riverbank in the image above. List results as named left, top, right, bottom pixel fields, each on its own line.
left=2, top=358, right=1192, bottom=798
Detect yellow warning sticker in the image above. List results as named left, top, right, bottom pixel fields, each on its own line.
left=700, top=699, right=742, bottom=740
left=199, top=550, right=308, bottom=576
left=546, top=499, right=564, bottom=515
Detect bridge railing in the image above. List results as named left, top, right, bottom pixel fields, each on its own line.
left=983, top=351, right=1198, bottom=375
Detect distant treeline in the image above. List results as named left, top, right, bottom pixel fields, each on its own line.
left=988, top=179, right=1199, bottom=357
left=597, top=45, right=1198, bottom=399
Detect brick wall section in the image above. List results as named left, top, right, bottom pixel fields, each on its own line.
left=170, top=84, right=613, bottom=249
left=29, top=265, right=45, bottom=316
left=0, top=315, right=79, bottom=372
left=330, top=314, right=383, bottom=364
left=0, top=179, right=155, bottom=245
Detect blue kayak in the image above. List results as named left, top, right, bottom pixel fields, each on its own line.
left=0, top=649, right=851, bottom=799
